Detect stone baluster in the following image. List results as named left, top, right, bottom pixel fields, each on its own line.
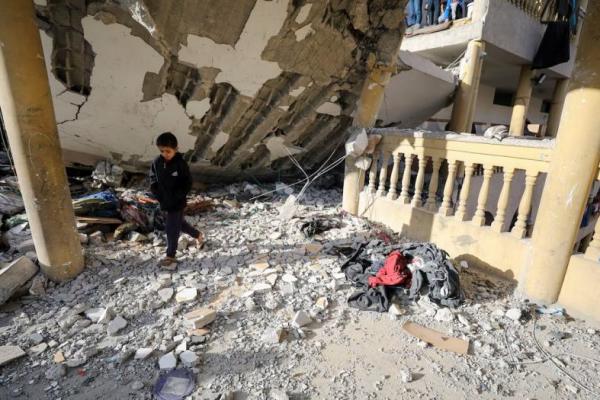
left=387, top=153, right=401, bottom=200
left=585, top=216, right=600, bottom=261
left=455, top=162, right=475, bottom=221
left=439, top=160, right=458, bottom=216
left=398, top=153, right=413, bottom=204
left=367, top=152, right=379, bottom=194
left=425, top=157, right=442, bottom=211
left=473, top=165, right=494, bottom=226
left=376, top=153, right=389, bottom=197
left=411, top=155, right=428, bottom=207
left=492, top=167, right=515, bottom=232
left=512, top=171, right=538, bottom=238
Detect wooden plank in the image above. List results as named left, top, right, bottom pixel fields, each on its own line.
left=402, top=321, right=469, bottom=355
left=76, top=216, right=123, bottom=224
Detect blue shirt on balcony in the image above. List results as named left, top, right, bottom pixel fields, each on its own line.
left=438, top=0, right=465, bottom=23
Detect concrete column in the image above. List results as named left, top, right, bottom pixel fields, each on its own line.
left=448, top=40, right=485, bottom=133
left=0, top=0, right=84, bottom=281
left=520, top=2, right=600, bottom=303
left=343, top=62, right=397, bottom=215
left=545, top=79, right=569, bottom=138
left=509, top=66, right=534, bottom=136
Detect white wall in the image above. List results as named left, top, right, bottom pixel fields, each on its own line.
left=422, top=83, right=549, bottom=132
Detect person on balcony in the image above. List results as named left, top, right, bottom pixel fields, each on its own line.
left=406, top=0, right=423, bottom=29
left=425, top=0, right=441, bottom=26
left=438, top=0, right=464, bottom=23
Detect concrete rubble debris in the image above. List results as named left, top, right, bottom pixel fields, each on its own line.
left=107, top=315, right=128, bottom=336
left=179, top=350, right=199, bottom=367
left=45, top=364, right=67, bottom=381
left=0, top=256, right=38, bottom=304
left=130, top=380, right=144, bottom=390
left=175, top=287, right=198, bottom=303
left=315, top=297, right=329, bottom=311
left=134, top=347, right=154, bottom=360
left=53, top=351, right=65, bottom=363
left=434, top=308, right=454, bottom=322
left=183, top=308, right=216, bottom=329
left=0, top=345, right=26, bottom=366
left=29, top=342, right=48, bottom=355
left=263, top=327, right=286, bottom=344
left=158, top=287, right=174, bottom=302
left=400, top=369, right=413, bottom=383
left=389, top=304, right=404, bottom=316
left=292, top=311, right=312, bottom=328
left=159, top=352, right=177, bottom=370
left=506, top=308, right=523, bottom=321
left=85, top=307, right=113, bottom=324
left=28, top=274, right=47, bottom=296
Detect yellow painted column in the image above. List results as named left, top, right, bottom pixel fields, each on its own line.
left=343, top=62, right=397, bottom=214
left=448, top=40, right=485, bottom=133
left=520, top=2, right=600, bottom=303
left=545, top=78, right=569, bottom=138
left=0, top=0, right=84, bottom=281
left=509, top=66, right=534, bottom=136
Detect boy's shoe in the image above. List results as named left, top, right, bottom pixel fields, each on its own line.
left=160, top=257, right=177, bottom=270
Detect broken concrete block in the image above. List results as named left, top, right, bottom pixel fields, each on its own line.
left=389, top=304, right=404, bottom=316
left=262, top=327, right=286, bottom=344
left=344, top=127, right=368, bottom=157
left=292, top=311, right=312, bottom=328
left=179, top=350, right=198, bottom=367
left=65, top=357, right=86, bottom=368
left=0, top=345, right=26, bottom=366
left=29, top=332, right=44, bottom=345
left=434, top=308, right=454, bottom=322
left=506, top=308, right=522, bottom=322
left=159, top=352, right=177, bottom=370
left=130, top=232, right=148, bottom=242
left=0, top=256, right=38, bottom=305
left=158, top=288, right=174, bottom=302
left=29, top=343, right=48, bottom=355
left=175, top=287, right=198, bottom=303
left=53, top=351, right=65, bottom=363
left=183, top=308, right=216, bottom=329
left=354, top=156, right=372, bottom=171
left=281, top=274, right=298, bottom=284
left=45, top=364, right=67, bottom=380
left=79, top=233, right=89, bottom=244
left=249, top=261, right=270, bottom=271
left=89, top=231, right=104, bottom=245
left=107, top=315, right=128, bottom=336
left=28, top=274, right=47, bottom=296
left=175, top=340, right=187, bottom=355
left=135, top=347, right=154, bottom=360
left=252, top=283, right=272, bottom=293
left=315, top=297, right=329, bottom=311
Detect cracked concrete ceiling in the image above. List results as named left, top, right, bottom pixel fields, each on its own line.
left=35, top=0, right=406, bottom=180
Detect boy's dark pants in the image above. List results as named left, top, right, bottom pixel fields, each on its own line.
left=165, top=209, right=199, bottom=258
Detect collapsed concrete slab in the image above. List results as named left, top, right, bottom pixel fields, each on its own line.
left=33, top=0, right=419, bottom=181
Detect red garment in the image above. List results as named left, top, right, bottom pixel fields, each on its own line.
left=368, top=251, right=412, bottom=288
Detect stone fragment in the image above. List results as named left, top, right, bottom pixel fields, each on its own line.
left=85, top=307, right=112, bottom=324
left=89, top=231, right=104, bottom=245
left=53, top=351, right=65, bottom=363
left=175, top=287, right=198, bottom=303
left=315, top=297, right=329, bottom=310
left=183, top=308, right=216, bottom=329
left=281, top=274, right=298, bottom=283
left=0, top=346, right=26, bottom=366
left=506, top=308, right=522, bottom=321
left=79, top=233, right=89, bottom=244
left=158, top=288, right=174, bottom=302
left=179, top=350, right=199, bottom=367
left=400, top=369, right=413, bottom=383
left=45, top=364, right=67, bottom=381
left=389, top=304, right=404, bottom=316
left=66, top=357, right=86, bottom=368
left=30, top=332, right=44, bottom=344
left=435, top=308, right=454, bottom=322
left=188, top=328, right=210, bottom=337
left=263, top=327, right=285, bottom=344
left=159, top=352, right=177, bottom=370
left=29, top=275, right=47, bottom=296
left=0, top=256, right=38, bottom=304
left=16, top=239, right=35, bottom=254
left=107, top=315, right=128, bottom=336
left=304, top=243, right=323, bottom=254
left=252, top=283, right=272, bottom=293
left=249, top=262, right=270, bottom=271
left=29, top=343, right=48, bottom=354
left=134, top=348, right=154, bottom=360
left=456, top=313, right=470, bottom=327
left=131, top=381, right=144, bottom=390
left=266, top=274, right=278, bottom=286
left=269, top=389, right=289, bottom=400
left=292, top=311, right=312, bottom=328
left=175, top=341, right=187, bottom=355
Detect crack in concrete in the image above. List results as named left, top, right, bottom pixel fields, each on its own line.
left=56, top=95, right=88, bottom=126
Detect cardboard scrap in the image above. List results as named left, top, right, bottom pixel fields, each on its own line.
left=402, top=321, right=469, bottom=355
left=54, top=351, right=65, bottom=363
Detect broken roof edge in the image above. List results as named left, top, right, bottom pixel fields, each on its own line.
left=369, top=128, right=556, bottom=149
left=398, top=50, right=457, bottom=85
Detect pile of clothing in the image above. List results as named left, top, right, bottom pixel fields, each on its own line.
left=340, top=241, right=463, bottom=312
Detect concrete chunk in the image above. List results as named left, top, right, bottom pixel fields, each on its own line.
left=0, top=345, right=26, bottom=366
left=0, top=257, right=39, bottom=304
left=183, top=308, right=216, bottom=329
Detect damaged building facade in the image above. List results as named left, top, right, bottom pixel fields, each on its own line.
left=32, top=0, right=411, bottom=180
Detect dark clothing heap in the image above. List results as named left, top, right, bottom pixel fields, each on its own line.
left=341, top=241, right=463, bottom=313
left=149, top=152, right=192, bottom=212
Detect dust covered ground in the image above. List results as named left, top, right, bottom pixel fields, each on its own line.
left=1, top=184, right=599, bottom=400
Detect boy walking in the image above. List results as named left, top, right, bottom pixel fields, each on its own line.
left=149, top=132, right=203, bottom=268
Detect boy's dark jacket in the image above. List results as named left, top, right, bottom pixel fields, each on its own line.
left=149, top=152, right=192, bottom=211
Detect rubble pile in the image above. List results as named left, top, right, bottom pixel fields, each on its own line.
left=0, top=182, right=599, bottom=399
